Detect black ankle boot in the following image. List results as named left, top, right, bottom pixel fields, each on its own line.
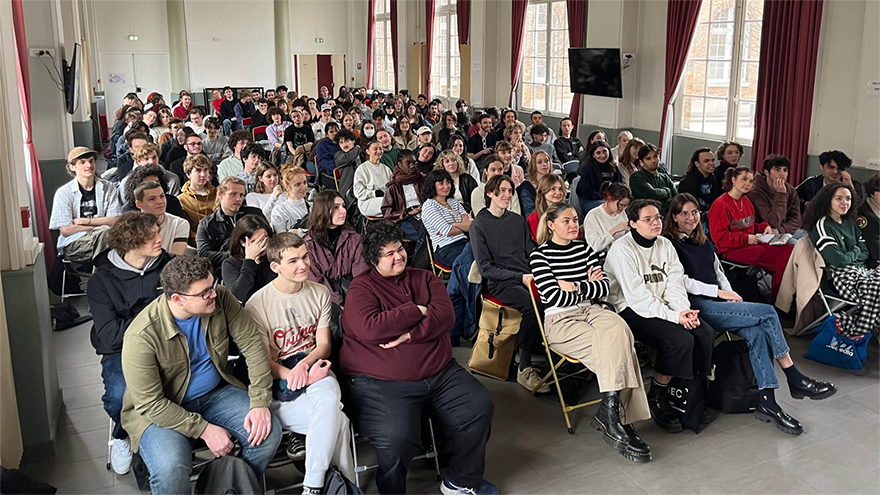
left=622, top=424, right=652, bottom=463
left=591, top=391, right=630, bottom=454
left=647, top=383, right=683, bottom=433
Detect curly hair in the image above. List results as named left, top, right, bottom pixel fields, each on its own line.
left=435, top=150, right=467, bottom=175
left=183, top=154, right=213, bottom=176
left=124, top=164, right=167, bottom=206
left=160, top=255, right=213, bottom=297
left=503, top=121, right=526, bottom=141
left=228, top=129, right=253, bottom=151
left=818, top=150, right=852, bottom=171
left=715, top=140, right=743, bottom=163
left=361, top=221, right=406, bottom=266
left=133, top=143, right=160, bottom=163
left=802, top=182, right=858, bottom=232
left=107, top=212, right=159, bottom=255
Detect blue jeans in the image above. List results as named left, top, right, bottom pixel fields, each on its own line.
left=100, top=353, right=127, bottom=439
left=138, top=383, right=282, bottom=494
left=222, top=118, right=240, bottom=135
left=305, top=161, right=317, bottom=174
left=447, top=244, right=479, bottom=341
left=689, top=296, right=790, bottom=390
left=434, top=239, right=468, bottom=267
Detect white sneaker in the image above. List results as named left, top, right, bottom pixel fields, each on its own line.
left=111, top=437, right=132, bottom=475
left=517, top=367, right=551, bottom=393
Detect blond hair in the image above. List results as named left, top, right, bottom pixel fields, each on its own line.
left=183, top=154, right=212, bottom=176
left=215, top=176, right=246, bottom=208
left=527, top=150, right=552, bottom=184
left=503, top=121, right=526, bottom=141
left=282, top=165, right=308, bottom=187
left=133, top=143, right=160, bottom=163
left=435, top=150, right=467, bottom=175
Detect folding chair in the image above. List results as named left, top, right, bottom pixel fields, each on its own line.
left=60, top=256, right=88, bottom=301
left=252, top=125, right=268, bottom=141
left=350, top=418, right=441, bottom=489
left=362, top=215, right=384, bottom=233
left=528, top=280, right=602, bottom=434
left=801, top=279, right=861, bottom=333
left=425, top=235, right=452, bottom=279
left=241, top=117, right=253, bottom=129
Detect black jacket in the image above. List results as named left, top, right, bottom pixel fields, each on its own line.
left=87, top=250, right=174, bottom=355
left=197, top=206, right=265, bottom=277
left=796, top=174, right=866, bottom=212
left=457, top=173, right=479, bottom=213
left=221, top=256, right=277, bottom=302
left=677, top=169, right=723, bottom=211
left=554, top=136, right=584, bottom=164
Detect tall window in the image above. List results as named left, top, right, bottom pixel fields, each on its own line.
left=430, top=0, right=461, bottom=99
left=520, top=0, right=573, bottom=115
left=678, top=0, right=763, bottom=142
left=373, top=0, right=394, bottom=92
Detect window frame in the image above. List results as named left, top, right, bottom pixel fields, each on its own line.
left=675, top=0, right=761, bottom=145
left=430, top=0, right=461, bottom=101
left=516, top=0, right=573, bottom=118
left=372, top=0, right=394, bottom=93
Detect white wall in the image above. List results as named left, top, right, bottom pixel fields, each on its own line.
left=22, top=0, right=73, bottom=161
left=631, top=0, right=666, bottom=132
left=184, top=0, right=276, bottom=92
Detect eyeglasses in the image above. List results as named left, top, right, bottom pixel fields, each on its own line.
left=639, top=215, right=663, bottom=225
left=187, top=142, right=203, bottom=147
left=616, top=202, right=630, bottom=211
left=676, top=210, right=700, bottom=218
left=177, top=279, right=218, bottom=300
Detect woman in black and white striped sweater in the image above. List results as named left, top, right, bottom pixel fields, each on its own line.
left=529, top=203, right=652, bottom=463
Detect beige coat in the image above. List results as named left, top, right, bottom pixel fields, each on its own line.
left=775, top=236, right=824, bottom=335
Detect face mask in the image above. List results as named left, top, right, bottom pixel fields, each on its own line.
left=364, top=129, right=375, bottom=138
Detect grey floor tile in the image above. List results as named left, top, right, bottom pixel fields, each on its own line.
left=775, top=396, right=877, bottom=442
left=56, top=348, right=102, bottom=372
left=58, top=404, right=111, bottom=435
left=54, top=428, right=110, bottom=463
left=845, top=382, right=880, bottom=413
left=519, top=435, right=622, bottom=481
left=691, top=460, right=819, bottom=494
left=61, top=382, right=105, bottom=411
left=777, top=433, right=880, bottom=494
left=483, top=453, right=550, bottom=494
left=24, top=455, right=115, bottom=494
left=545, top=465, right=649, bottom=494
left=707, top=422, right=816, bottom=466
left=57, top=364, right=103, bottom=389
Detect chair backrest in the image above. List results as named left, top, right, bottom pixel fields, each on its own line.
left=252, top=125, right=268, bottom=140
left=242, top=117, right=253, bottom=127
left=568, top=176, right=583, bottom=214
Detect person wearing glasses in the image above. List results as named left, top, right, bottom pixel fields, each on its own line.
left=604, top=199, right=716, bottom=434
left=120, top=255, right=282, bottom=494
left=168, top=132, right=208, bottom=188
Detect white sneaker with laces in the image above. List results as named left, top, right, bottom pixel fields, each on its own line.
left=111, top=437, right=132, bottom=475
left=517, top=367, right=551, bottom=393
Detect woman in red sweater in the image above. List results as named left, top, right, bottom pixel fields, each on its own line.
left=526, top=174, right=567, bottom=240
left=708, top=166, right=793, bottom=300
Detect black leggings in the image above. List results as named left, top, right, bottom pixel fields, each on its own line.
left=619, top=307, right=714, bottom=379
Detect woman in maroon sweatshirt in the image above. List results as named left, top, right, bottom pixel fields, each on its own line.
left=340, top=222, right=496, bottom=495
left=708, top=167, right=793, bottom=301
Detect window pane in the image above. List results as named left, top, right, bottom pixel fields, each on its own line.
left=711, top=0, right=735, bottom=22
left=742, top=21, right=762, bottom=61
left=551, top=1, right=567, bottom=29
left=682, top=96, right=704, bottom=133
left=738, top=61, right=759, bottom=101
left=535, top=58, right=547, bottom=84
left=698, top=0, right=710, bottom=22
left=736, top=100, right=756, bottom=141
left=551, top=59, right=566, bottom=85
left=523, top=58, right=534, bottom=84
left=523, top=32, right=535, bottom=57
left=526, top=5, right=536, bottom=30
left=451, top=78, right=460, bottom=98
left=536, top=31, right=547, bottom=57
left=523, top=83, right=534, bottom=109
left=706, top=61, right=730, bottom=97
left=376, top=21, right=385, bottom=38
left=689, top=24, right=709, bottom=59
left=534, top=83, right=547, bottom=112
left=536, top=3, right=548, bottom=30
left=551, top=31, right=567, bottom=58
left=708, top=23, right=733, bottom=60
left=703, top=98, right=728, bottom=136
left=745, top=0, right=763, bottom=21
left=683, top=61, right=707, bottom=96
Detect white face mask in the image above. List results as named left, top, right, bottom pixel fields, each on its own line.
left=364, top=129, right=376, bottom=138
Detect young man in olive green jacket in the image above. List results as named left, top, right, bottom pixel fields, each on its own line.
left=120, top=255, right=281, bottom=494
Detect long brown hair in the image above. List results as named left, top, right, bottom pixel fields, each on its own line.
left=306, top=190, right=354, bottom=249
left=619, top=137, right=645, bottom=174
left=252, top=162, right=279, bottom=194
left=535, top=174, right=566, bottom=222
left=228, top=214, right=273, bottom=259
left=537, top=202, right=576, bottom=245
left=662, top=193, right=707, bottom=245
left=722, top=166, right=752, bottom=192
left=527, top=150, right=552, bottom=184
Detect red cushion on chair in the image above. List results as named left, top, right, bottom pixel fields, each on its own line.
left=433, top=260, right=452, bottom=272
left=483, top=293, right=508, bottom=307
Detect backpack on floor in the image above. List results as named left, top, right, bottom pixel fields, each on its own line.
left=707, top=333, right=760, bottom=413
left=322, top=466, right=363, bottom=495
left=804, top=315, right=871, bottom=374
left=468, top=301, right=521, bottom=381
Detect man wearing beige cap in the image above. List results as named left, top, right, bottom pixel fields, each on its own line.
left=49, top=147, right=123, bottom=262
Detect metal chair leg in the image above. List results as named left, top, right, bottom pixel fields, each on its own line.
left=106, top=420, right=114, bottom=470
left=427, top=418, right=441, bottom=481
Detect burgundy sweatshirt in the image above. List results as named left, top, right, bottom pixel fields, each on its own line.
left=340, top=267, right=453, bottom=381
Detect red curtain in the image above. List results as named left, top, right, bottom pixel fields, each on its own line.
left=391, top=0, right=399, bottom=93
left=366, top=0, right=375, bottom=89
left=457, top=0, right=471, bottom=45
left=425, top=0, right=436, bottom=98
left=12, top=0, right=54, bottom=270
left=509, top=0, right=529, bottom=107
left=659, top=0, right=703, bottom=147
left=566, top=0, right=587, bottom=124
left=750, top=0, right=823, bottom=185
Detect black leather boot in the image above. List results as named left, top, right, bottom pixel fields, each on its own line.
left=622, top=424, right=652, bottom=463
left=647, top=382, right=683, bottom=433
left=591, top=391, right=629, bottom=453
left=755, top=403, right=803, bottom=435
left=789, top=376, right=837, bottom=400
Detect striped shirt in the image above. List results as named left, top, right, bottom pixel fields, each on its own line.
left=49, top=178, right=123, bottom=248
left=422, top=198, right=469, bottom=250
left=529, top=238, right=609, bottom=315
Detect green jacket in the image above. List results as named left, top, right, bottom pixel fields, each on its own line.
left=630, top=168, right=678, bottom=214
left=809, top=216, right=869, bottom=271
left=120, top=286, right=272, bottom=452
left=379, top=146, right=401, bottom=171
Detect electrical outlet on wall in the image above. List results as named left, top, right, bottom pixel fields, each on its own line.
left=864, top=158, right=880, bottom=171
left=29, top=48, right=56, bottom=58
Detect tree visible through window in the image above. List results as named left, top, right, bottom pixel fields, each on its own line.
left=520, top=0, right=572, bottom=115
left=431, top=0, right=461, bottom=99
left=679, top=0, right=763, bottom=142
left=373, top=0, right=394, bottom=92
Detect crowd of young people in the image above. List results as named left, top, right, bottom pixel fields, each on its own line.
left=48, top=84, right=877, bottom=495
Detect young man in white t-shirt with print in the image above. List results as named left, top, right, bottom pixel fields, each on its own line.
left=245, top=233, right=354, bottom=495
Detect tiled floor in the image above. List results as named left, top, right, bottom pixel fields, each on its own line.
left=20, top=297, right=880, bottom=494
